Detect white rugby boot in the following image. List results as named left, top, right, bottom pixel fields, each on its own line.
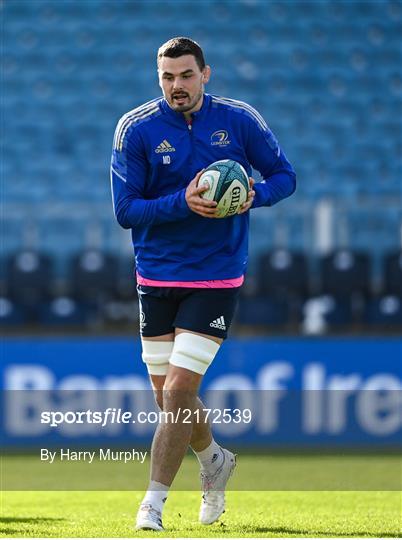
left=135, top=503, right=164, bottom=531
left=199, top=447, right=236, bottom=525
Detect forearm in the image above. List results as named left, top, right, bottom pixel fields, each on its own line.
left=114, top=188, right=192, bottom=228
left=252, top=171, right=296, bottom=208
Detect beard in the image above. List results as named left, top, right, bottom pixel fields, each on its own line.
left=168, top=88, right=203, bottom=113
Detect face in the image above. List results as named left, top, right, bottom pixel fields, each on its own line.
left=158, top=55, right=211, bottom=114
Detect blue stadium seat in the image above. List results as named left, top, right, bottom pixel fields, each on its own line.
left=6, top=251, right=54, bottom=314
left=38, top=296, right=92, bottom=326
left=319, top=250, right=371, bottom=298
left=257, top=250, right=309, bottom=298
left=111, top=255, right=137, bottom=300
left=383, top=251, right=402, bottom=295
left=70, top=249, right=119, bottom=302
left=236, top=297, right=290, bottom=327
left=0, top=296, right=28, bottom=325
left=364, top=295, right=402, bottom=327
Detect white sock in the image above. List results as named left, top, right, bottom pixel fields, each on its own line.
left=194, top=440, right=224, bottom=475
left=142, top=480, right=169, bottom=514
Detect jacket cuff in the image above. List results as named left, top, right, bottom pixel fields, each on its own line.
left=251, top=182, right=272, bottom=209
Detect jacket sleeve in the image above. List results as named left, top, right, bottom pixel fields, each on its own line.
left=110, top=124, right=191, bottom=229
left=244, top=110, right=296, bottom=208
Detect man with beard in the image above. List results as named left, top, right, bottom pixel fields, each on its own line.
left=111, top=37, right=296, bottom=531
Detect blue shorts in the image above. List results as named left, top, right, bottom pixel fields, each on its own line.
left=137, top=285, right=240, bottom=339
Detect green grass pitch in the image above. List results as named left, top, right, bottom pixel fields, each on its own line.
left=1, top=454, right=401, bottom=538
left=2, top=490, right=401, bottom=538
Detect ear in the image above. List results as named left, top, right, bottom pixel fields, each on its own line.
left=157, top=70, right=163, bottom=89
left=202, top=65, right=211, bottom=84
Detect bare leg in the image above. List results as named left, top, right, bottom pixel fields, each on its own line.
left=149, top=329, right=222, bottom=486
left=149, top=329, right=222, bottom=458
left=150, top=364, right=201, bottom=486
left=150, top=374, right=212, bottom=452
left=136, top=331, right=225, bottom=530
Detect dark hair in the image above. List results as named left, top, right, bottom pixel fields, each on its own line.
left=157, top=37, right=206, bottom=71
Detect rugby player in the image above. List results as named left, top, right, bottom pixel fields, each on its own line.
left=111, top=37, right=296, bottom=531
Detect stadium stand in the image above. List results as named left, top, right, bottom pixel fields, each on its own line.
left=2, top=0, right=401, bottom=333
left=257, top=250, right=309, bottom=299
left=70, top=250, right=119, bottom=302
left=384, top=251, right=402, bottom=295
left=319, top=251, right=371, bottom=298
left=6, top=251, right=53, bottom=311
left=38, top=296, right=91, bottom=327
left=364, top=294, right=402, bottom=327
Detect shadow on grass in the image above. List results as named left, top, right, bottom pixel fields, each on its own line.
left=250, top=526, right=399, bottom=537
left=168, top=522, right=400, bottom=538
left=0, top=516, right=66, bottom=537
left=1, top=517, right=65, bottom=523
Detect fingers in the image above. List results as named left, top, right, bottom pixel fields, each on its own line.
left=195, top=209, right=219, bottom=218
left=188, top=170, right=218, bottom=208
left=237, top=177, right=255, bottom=213
left=237, top=205, right=251, bottom=215
left=187, top=191, right=215, bottom=204
left=187, top=180, right=218, bottom=216
left=241, top=179, right=256, bottom=211
left=237, top=187, right=255, bottom=214
left=194, top=183, right=210, bottom=195
left=193, top=172, right=210, bottom=195
left=237, top=205, right=250, bottom=215
left=186, top=169, right=218, bottom=215
left=191, top=202, right=218, bottom=214
left=190, top=197, right=217, bottom=208
left=190, top=203, right=219, bottom=217
left=187, top=169, right=213, bottom=196
left=187, top=171, right=256, bottom=218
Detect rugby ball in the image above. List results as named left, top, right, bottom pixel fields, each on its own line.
left=198, top=159, right=249, bottom=218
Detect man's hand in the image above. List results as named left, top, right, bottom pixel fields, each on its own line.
left=237, top=178, right=255, bottom=214
left=185, top=170, right=219, bottom=218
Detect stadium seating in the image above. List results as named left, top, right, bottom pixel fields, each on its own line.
left=38, top=296, right=92, bottom=326
left=2, top=0, right=401, bottom=332
left=236, top=296, right=290, bottom=327
left=364, top=294, right=402, bottom=327
left=301, top=295, right=355, bottom=334
left=383, top=251, right=402, bottom=295
left=319, top=250, right=371, bottom=298
left=0, top=296, right=28, bottom=325
left=257, top=250, right=309, bottom=298
left=6, top=251, right=54, bottom=307
left=70, top=250, right=119, bottom=302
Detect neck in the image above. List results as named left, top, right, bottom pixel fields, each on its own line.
left=183, top=93, right=204, bottom=120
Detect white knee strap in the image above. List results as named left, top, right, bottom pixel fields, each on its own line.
left=141, top=340, right=173, bottom=376
left=169, top=333, right=220, bottom=375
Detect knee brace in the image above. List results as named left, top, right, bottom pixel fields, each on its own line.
left=141, top=340, right=173, bottom=376
left=169, top=333, right=220, bottom=375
